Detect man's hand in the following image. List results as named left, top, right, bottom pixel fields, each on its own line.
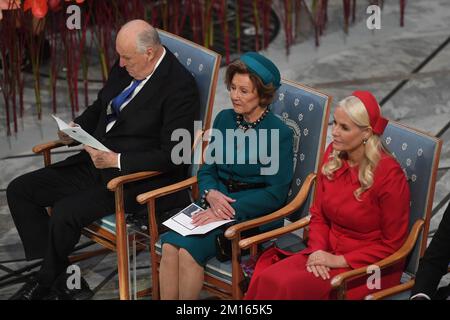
left=205, top=189, right=236, bottom=219
left=57, top=121, right=77, bottom=145
left=84, top=145, right=119, bottom=169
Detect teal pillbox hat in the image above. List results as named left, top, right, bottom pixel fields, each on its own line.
left=240, top=52, right=281, bottom=89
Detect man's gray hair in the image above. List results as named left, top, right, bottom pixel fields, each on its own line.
left=136, top=26, right=161, bottom=53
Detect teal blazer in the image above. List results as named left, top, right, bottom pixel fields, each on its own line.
left=198, top=108, right=294, bottom=230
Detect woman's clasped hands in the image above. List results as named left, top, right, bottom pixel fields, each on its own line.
left=306, top=250, right=348, bottom=280
left=192, top=189, right=236, bottom=226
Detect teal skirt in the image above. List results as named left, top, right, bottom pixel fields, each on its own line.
left=160, top=228, right=223, bottom=266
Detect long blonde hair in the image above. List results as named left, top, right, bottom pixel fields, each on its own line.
left=322, top=96, right=389, bottom=200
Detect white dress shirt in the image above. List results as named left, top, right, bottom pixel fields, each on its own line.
left=107, top=47, right=167, bottom=170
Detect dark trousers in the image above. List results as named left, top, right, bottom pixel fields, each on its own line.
left=412, top=202, right=450, bottom=298
left=7, top=159, right=190, bottom=287
left=6, top=162, right=118, bottom=286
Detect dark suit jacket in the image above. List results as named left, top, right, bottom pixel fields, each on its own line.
left=51, top=47, right=199, bottom=211
left=412, top=202, right=450, bottom=299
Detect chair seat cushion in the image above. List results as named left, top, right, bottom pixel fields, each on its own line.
left=89, top=213, right=132, bottom=235
left=85, top=214, right=115, bottom=235
left=156, top=232, right=306, bottom=285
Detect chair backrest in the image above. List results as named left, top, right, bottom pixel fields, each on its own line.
left=158, top=29, right=221, bottom=176
left=270, top=79, right=331, bottom=220
left=381, top=122, right=442, bottom=275
left=159, top=29, right=220, bottom=130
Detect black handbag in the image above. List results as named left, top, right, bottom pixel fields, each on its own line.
left=215, top=232, right=232, bottom=262
left=214, top=225, right=259, bottom=262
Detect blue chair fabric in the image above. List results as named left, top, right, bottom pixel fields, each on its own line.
left=381, top=122, right=441, bottom=276
left=365, top=122, right=442, bottom=300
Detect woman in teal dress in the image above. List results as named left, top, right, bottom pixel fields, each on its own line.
left=159, top=52, right=294, bottom=299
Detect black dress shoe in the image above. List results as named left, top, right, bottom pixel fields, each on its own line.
left=9, top=278, right=52, bottom=300
left=52, top=275, right=94, bottom=300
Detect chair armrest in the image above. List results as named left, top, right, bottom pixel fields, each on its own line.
left=33, top=140, right=68, bottom=166
left=135, top=176, right=199, bottom=254
left=330, top=219, right=424, bottom=298
left=225, top=173, right=316, bottom=240
left=107, top=171, right=162, bottom=191
left=365, top=279, right=415, bottom=300
left=239, top=215, right=311, bottom=249
left=136, top=176, right=198, bottom=204
left=32, top=140, right=66, bottom=154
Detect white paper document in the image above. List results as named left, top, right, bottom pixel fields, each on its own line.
left=163, top=203, right=234, bottom=236
left=52, top=115, right=110, bottom=152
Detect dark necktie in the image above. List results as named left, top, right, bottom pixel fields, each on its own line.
left=106, top=79, right=143, bottom=124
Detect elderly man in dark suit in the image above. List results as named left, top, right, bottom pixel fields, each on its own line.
left=411, top=202, right=450, bottom=300
left=7, top=19, right=199, bottom=300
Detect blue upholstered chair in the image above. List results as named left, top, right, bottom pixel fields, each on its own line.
left=136, top=79, right=331, bottom=299
left=361, top=122, right=442, bottom=300
left=241, top=120, right=442, bottom=299
left=32, top=30, right=221, bottom=300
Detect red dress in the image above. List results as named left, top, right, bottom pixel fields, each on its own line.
left=245, top=144, right=410, bottom=300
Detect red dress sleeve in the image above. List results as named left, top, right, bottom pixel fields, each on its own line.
left=343, top=159, right=410, bottom=268
left=302, top=145, right=333, bottom=254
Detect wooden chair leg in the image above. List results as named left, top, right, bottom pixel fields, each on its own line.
left=114, top=186, right=131, bottom=300
left=151, top=255, right=160, bottom=300
left=116, top=232, right=131, bottom=300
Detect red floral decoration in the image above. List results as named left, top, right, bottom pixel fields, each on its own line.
left=23, top=0, right=85, bottom=18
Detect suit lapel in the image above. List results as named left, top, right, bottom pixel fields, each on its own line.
left=106, top=67, right=134, bottom=105
left=97, top=66, right=132, bottom=135
left=107, top=48, right=173, bottom=132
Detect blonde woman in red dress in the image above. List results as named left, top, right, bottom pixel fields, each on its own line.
left=245, top=91, right=410, bottom=300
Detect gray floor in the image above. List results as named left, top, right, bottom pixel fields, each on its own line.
left=0, top=0, right=449, bottom=299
